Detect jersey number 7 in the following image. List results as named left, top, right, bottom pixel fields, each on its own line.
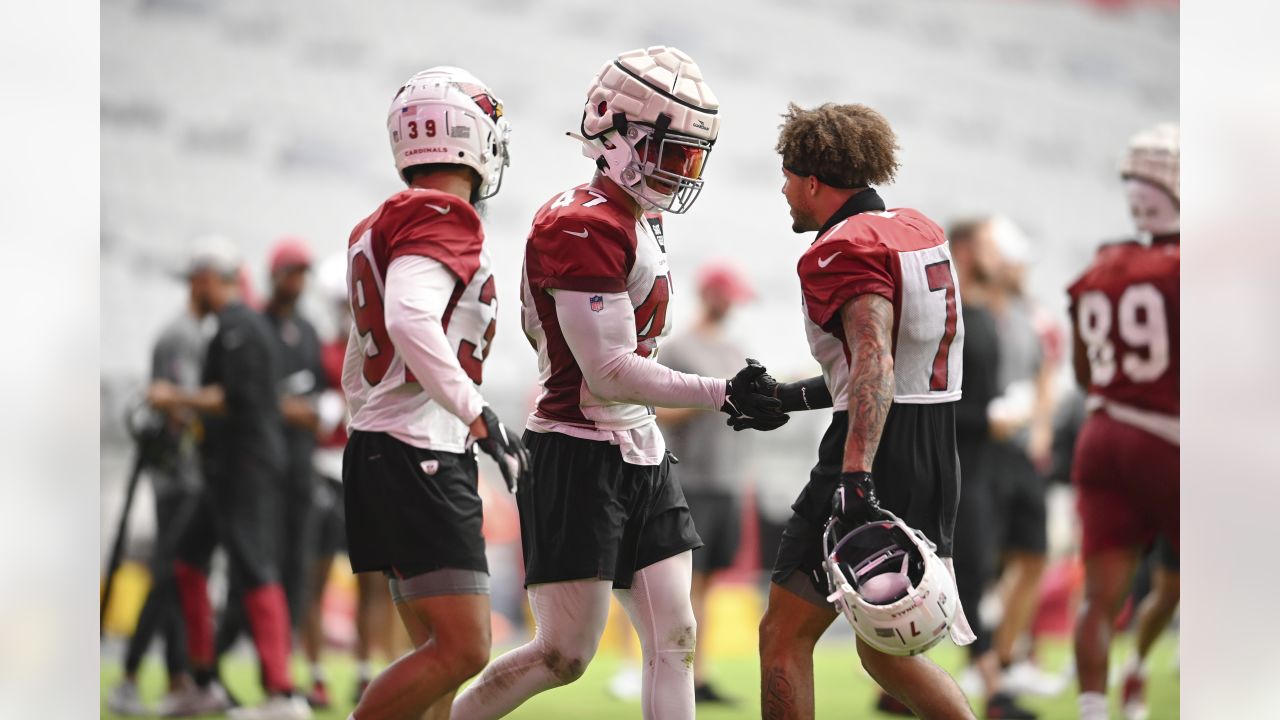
left=924, top=260, right=958, bottom=392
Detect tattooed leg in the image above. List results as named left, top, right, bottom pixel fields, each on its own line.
left=759, top=581, right=837, bottom=720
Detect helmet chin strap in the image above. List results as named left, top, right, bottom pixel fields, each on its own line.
left=568, top=111, right=687, bottom=213
left=567, top=128, right=655, bottom=207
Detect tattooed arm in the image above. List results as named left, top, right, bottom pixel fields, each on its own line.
left=840, top=293, right=895, bottom=473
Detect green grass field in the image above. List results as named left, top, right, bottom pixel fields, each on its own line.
left=102, top=634, right=1177, bottom=719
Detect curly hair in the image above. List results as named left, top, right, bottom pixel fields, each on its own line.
left=775, top=103, right=900, bottom=188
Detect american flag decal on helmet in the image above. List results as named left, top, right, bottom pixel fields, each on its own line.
left=590, top=295, right=604, bottom=312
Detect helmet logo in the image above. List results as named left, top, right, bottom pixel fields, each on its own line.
left=454, top=82, right=503, bottom=124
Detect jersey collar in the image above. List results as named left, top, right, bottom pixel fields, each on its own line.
left=815, top=188, right=886, bottom=239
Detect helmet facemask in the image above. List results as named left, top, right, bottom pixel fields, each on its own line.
left=826, top=521, right=924, bottom=605
left=585, top=112, right=712, bottom=214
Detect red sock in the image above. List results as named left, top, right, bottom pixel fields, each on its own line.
left=173, top=562, right=214, bottom=668
left=244, top=583, right=294, bottom=694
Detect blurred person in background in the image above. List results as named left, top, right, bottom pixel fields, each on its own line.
left=263, top=237, right=329, bottom=705
left=982, top=217, right=1064, bottom=698
left=264, top=237, right=326, bottom=632
left=108, top=266, right=211, bottom=716
left=947, top=219, right=1037, bottom=719
left=303, top=253, right=400, bottom=708
left=453, top=46, right=784, bottom=720
left=147, top=236, right=309, bottom=719
left=755, top=102, right=975, bottom=720
left=211, top=237, right=328, bottom=697
left=340, top=66, right=529, bottom=720
left=658, top=262, right=755, bottom=705
left=1067, top=123, right=1179, bottom=720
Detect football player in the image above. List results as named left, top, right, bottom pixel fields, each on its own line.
left=753, top=103, right=977, bottom=719
left=339, top=66, right=529, bottom=720
left=451, top=46, right=784, bottom=720
left=1067, top=123, right=1179, bottom=720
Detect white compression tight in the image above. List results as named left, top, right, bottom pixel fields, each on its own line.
left=614, top=552, right=697, bottom=720
left=451, top=578, right=611, bottom=719
left=451, top=552, right=696, bottom=720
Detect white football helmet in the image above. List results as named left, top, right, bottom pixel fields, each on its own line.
left=571, top=46, right=720, bottom=214
left=1119, top=122, right=1179, bottom=204
left=822, top=510, right=960, bottom=657
left=388, top=66, right=511, bottom=199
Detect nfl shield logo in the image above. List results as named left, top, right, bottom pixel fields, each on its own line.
left=589, top=295, right=604, bottom=312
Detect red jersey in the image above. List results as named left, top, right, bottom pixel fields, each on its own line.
left=1066, top=237, right=1179, bottom=418
left=799, top=202, right=964, bottom=409
left=520, top=182, right=672, bottom=436
left=342, top=188, right=497, bottom=452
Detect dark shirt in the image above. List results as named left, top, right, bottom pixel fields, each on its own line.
left=956, top=303, right=1000, bottom=448
left=263, top=308, right=326, bottom=484
left=201, top=301, right=287, bottom=477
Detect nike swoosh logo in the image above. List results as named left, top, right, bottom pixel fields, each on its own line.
left=425, top=203, right=450, bottom=215
left=817, top=252, right=841, bottom=268
left=563, top=228, right=589, bottom=238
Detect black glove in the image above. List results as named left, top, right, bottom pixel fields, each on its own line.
left=473, top=406, right=531, bottom=493
left=831, top=471, right=883, bottom=526
left=721, top=358, right=789, bottom=431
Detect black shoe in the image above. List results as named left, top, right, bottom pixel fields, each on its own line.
left=986, top=691, right=1038, bottom=719
left=694, top=682, right=736, bottom=704
left=876, top=691, right=915, bottom=717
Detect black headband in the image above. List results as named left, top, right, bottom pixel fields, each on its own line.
left=783, top=164, right=866, bottom=190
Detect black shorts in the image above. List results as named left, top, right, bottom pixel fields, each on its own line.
left=772, top=406, right=960, bottom=604
left=518, top=430, right=702, bottom=589
left=343, top=430, right=486, bottom=576
left=990, top=441, right=1048, bottom=555
left=685, top=490, right=741, bottom=573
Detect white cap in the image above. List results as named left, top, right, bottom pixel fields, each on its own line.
left=185, top=234, right=241, bottom=278
left=316, top=251, right=349, bottom=303
left=988, top=215, right=1031, bottom=265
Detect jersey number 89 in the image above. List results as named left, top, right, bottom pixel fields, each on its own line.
left=1077, top=283, right=1169, bottom=387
